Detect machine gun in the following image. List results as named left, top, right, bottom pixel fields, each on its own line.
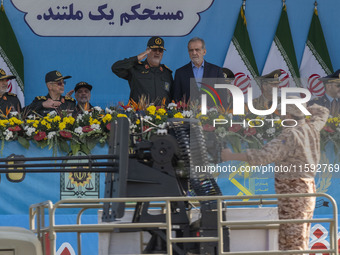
left=0, top=117, right=229, bottom=254
left=102, top=117, right=229, bottom=254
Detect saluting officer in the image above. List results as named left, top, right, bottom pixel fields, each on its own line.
left=111, top=36, right=173, bottom=105
left=0, top=69, right=21, bottom=116
left=25, top=70, right=76, bottom=117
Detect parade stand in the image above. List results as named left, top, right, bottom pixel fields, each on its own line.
left=0, top=118, right=338, bottom=254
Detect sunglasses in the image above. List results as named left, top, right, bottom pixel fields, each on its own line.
left=151, top=48, right=164, bottom=53
left=51, top=80, right=66, bottom=86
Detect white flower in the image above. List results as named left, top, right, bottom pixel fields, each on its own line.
left=91, top=124, right=100, bottom=130
left=27, top=115, right=35, bottom=120
left=105, top=107, right=114, bottom=114
left=167, top=103, right=177, bottom=109
left=256, top=133, right=263, bottom=139
left=144, top=115, right=153, bottom=121
left=130, top=124, right=137, bottom=129
left=158, top=123, right=167, bottom=129
left=208, top=108, right=218, bottom=113
left=216, top=127, right=227, bottom=138
left=74, top=127, right=83, bottom=135
left=4, top=130, right=13, bottom=141
left=93, top=106, right=102, bottom=112
left=47, top=111, right=57, bottom=117
left=10, top=111, right=18, bottom=116
left=266, top=128, right=275, bottom=135
left=182, top=110, right=193, bottom=118
left=47, top=131, right=57, bottom=139
left=24, top=127, right=36, bottom=136
left=126, top=107, right=133, bottom=112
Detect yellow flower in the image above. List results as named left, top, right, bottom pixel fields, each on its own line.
left=53, top=116, right=61, bottom=122
left=156, top=108, right=166, bottom=115
left=174, top=112, right=184, bottom=119
left=136, top=119, right=140, bottom=125
left=218, top=115, right=225, bottom=120
left=196, top=113, right=202, bottom=118
left=155, top=115, right=161, bottom=120
left=89, top=117, right=101, bottom=125
left=201, top=116, right=208, bottom=120
left=146, top=105, right=156, bottom=115
left=0, top=119, right=8, bottom=127
left=102, top=114, right=112, bottom=123
left=9, top=117, right=22, bottom=126
left=117, top=114, right=127, bottom=118
left=59, top=122, right=66, bottom=130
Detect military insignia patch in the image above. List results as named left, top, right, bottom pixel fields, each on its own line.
left=155, top=38, right=162, bottom=45
left=164, top=82, right=170, bottom=92
left=56, top=71, right=62, bottom=77
left=60, top=151, right=99, bottom=199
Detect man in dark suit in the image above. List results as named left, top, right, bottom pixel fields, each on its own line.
left=308, top=69, right=340, bottom=117
left=172, top=37, right=228, bottom=109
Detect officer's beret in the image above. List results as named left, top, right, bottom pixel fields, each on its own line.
left=74, top=81, right=93, bottom=92
left=45, top=70, right=71, bottom=83
left=147, top=36, right=166, bottom=50
left=0, top=69, right=16, bottom=81
left=258, top=69, right=282, bottom=85
left=319, top=69, right=340, bottom=84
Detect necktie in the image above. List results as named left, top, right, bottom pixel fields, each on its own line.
left=330, top=99, right=339, bottom=117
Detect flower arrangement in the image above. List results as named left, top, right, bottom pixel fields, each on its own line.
left=0, top=102, right=334, bottom=156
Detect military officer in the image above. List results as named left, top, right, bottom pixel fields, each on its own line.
left=221, top=97, right=329, bottom=254
left=252, top=69, right=282, bottom=111
left=111, top=36, right=173, bottom=105
left=308, top=69, right=340, bottom=116
left=72, top=81, right=94, bottom=117
left=0, top=69, right=21, bottom=116
left=25, top=70, right=76, bottom=117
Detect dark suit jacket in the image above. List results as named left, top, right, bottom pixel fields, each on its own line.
left=172, top=61, right=228, bottom=108
left=308, top=94, right=331, bottom=109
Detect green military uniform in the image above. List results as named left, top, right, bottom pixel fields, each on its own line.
left=0, top=69, right=22, bottom=116
left=0, top=92, right=21, bottom=115
left=111, top=37, right=173, bottom=105
left=26, top=94, right=76, bottom=117
left=112, top=57, right=173, bottom=104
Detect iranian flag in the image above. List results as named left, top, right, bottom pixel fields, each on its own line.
left=299, top=6, right=333, bottom=98
left=262, top=4, right=300, bottom=88
left=0, top=3, right=24, bottom=106
left=223, top=3, right=260, bottom=99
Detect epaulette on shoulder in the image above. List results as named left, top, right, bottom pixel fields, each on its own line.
left=7, top=92, right=17, bottom=97
left=65, top=96, right=75, bottom=101
left=163, top=64, right=172, bottom=72
left=36, top=96, right=47, bottom=100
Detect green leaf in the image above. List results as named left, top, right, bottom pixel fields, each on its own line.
left=71, top=141, right=81, bottom=155
left=86, top=139, right=98, bottom=151
left=17, top=136, right=30, bottom=149
left=80, top=143, right=90, bottom=155
left=58, top=140, right=70, bottom=153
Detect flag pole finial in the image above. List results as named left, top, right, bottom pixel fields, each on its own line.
left=282, top=0, right=286, bottom=6
left=314, top=1, right=318, bottom=7
left=242, top=0, right=246, bottom=10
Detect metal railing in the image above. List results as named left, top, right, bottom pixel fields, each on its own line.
left=29, top=193, right=338, bottom=255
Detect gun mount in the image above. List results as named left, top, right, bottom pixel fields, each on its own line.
left=0, top=117, right=229, bottom=254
